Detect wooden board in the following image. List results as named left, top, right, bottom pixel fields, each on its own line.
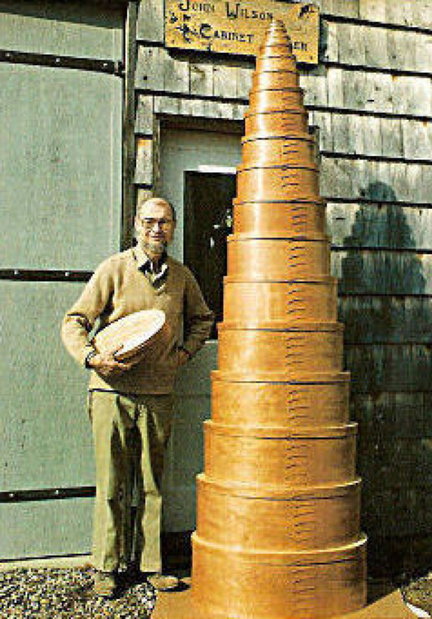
left=1, top=281, right=94, bottom=491
left=304, top=68, right=432, bottom=116
left=333, top=249, right=432, bottom=294
left=362, top=483, right=432, bottom=536
left=324, top=21, right=432, bottom=73
left=339, top=296, right=432, bottom=343
left=152, top=588, right=416, bottom=619
left=0, top=0, right=123, bottom=58
left=321, top=159, right=432, bottom=204
left=165, top=0, right=319, bottom=63
left=137, top=0, right=165, bottom=42
left=359, top=0, right=432, bottom=29
left=0, top=63, right=122, bottom=271
left=345, top=344, right=432, bottom=393
left=352, top=392, right=432, bottom=439
left=0, top=498, right=93, bottom=559
left=136, top=43, right=432, bottom=122
left=327, top=203, right=432, bottom=249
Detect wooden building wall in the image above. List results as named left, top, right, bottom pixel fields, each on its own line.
left=134, top=0, right=432, bottom=576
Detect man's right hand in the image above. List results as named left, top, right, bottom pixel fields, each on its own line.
left=87, top=350, right=133, bottom=377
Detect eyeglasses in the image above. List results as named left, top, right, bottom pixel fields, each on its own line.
left=141, top=217, right=174, bottom=229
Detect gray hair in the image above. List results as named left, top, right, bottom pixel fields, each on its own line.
left=136, top=196, right=177, bottom=222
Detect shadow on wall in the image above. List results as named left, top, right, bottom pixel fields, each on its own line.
left=339, top=182, right=432, bottom=579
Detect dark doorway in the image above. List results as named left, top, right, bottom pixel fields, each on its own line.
left=184, top=171, right=236, bottom=337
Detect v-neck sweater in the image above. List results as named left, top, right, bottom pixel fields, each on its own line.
left=61, top=247, right=214, bottom=394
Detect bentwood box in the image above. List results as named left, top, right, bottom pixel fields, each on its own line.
left=93, top=309, right=168, bottom=362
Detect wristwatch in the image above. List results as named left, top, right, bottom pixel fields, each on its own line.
left=85, top=350, right=98, bottom=368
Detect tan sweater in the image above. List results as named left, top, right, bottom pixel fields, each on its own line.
left=61, top=246, right=214, bottom=394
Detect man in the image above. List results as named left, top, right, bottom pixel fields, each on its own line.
left=61, top=197, right=213, bottom=597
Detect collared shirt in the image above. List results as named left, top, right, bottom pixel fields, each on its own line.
left=135, top=246, right=169, bottom=288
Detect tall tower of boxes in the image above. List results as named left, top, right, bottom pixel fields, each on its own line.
left=191, top=20, right=367, bottom=619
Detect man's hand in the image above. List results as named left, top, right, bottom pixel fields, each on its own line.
left=177, top=348, right=191, bottom=367
left=88, top=349, right=133, bottom=377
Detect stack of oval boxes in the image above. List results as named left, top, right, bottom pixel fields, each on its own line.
left=192, top=20, right=367, bottom=619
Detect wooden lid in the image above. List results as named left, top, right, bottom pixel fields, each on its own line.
left=196, top=473, right=361, bottom=500
left=204, top=419, right=358, bottom=439
left=211, top=370, right=351, bottom=383
left=192, top=531, right=368, bottom=565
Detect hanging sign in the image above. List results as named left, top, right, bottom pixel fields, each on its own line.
left=165, top=1, right=319, bottom=64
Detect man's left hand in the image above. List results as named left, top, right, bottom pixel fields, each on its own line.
left=177, top=348, right=190, bottom=366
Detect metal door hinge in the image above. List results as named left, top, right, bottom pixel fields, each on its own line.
left=0, top=49, right=125, bottom=77
left=114, top=59, right=125, bottom=77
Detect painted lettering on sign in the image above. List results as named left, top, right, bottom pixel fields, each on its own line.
left=225, top=3, right=273, bottom=20
left=178, top=1, right=216, bottom=12
left=166, top=0, right=319, bottom=63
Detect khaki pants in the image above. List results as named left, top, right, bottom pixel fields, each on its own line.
left=88, top=390, right=174, bottom=573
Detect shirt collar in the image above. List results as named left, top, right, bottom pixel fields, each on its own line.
left=133, top=245, right=167, bottom=270
left=133, top=245, right=169, bottom=286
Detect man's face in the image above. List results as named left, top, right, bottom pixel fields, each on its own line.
left=135, top=200, right=175, bottom=256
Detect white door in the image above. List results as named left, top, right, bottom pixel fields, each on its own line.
left=160, top=128, right=242, bottom=532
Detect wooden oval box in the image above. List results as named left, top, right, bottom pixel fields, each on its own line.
left=227, top=237, right=330, bottom=279
left=211, top=373, right=350, bottom=427
left=196, top=475, right=361, bottom=551
left=233, top=199, right=326, bottom=238
left=204, top=421, right=358, bottom=487
left=223, top=277, right=338, bottom=324
left=237, top=164, right=319, bottom=201
left=192, top=534, right=367, bottom=619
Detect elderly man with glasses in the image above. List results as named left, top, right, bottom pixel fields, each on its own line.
left=61, top=197, right=214, bottom=597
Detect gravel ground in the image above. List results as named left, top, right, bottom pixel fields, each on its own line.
left=401, top=576, right=432, bottom=617
left=0, top=567, right=157, bottom=618
left=4, top=566, right=430, bottom=618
